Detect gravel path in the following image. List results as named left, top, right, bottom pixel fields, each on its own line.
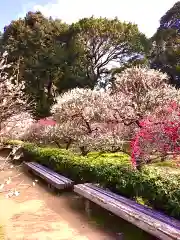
left=0, top=163, right=115, bottom=240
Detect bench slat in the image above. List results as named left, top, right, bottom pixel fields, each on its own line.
left=87, top=183, right=180, bottom=230
left=74, top=183, right=180, bottom=240
left=24, top=162, right=68, bottom=189
left=31, top=162, right=73, bottom=184
left=25, top=162, right=64, bottom=184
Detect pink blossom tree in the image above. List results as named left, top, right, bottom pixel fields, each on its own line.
left=131, top=101, right=180, bottom=169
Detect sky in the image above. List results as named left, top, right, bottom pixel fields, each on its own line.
left=0, top=0, right=178, bottom=37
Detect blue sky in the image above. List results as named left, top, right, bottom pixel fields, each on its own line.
left=0, top=0, right=52, bottom=31
left=0, top=0, right=178, bottom=37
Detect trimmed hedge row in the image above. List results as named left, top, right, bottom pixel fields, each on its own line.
left=6, top=140, right=180, bottom=219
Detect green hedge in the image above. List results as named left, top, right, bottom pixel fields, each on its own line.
left=5, top=140, right=180, bottom=219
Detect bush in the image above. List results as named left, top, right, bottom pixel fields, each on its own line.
left=6, top=140, right=180, bottom=219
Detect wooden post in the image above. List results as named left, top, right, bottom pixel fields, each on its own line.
left=84, top=199, right=91, bottom=218
left=48, top=183, right=55, bottom=192
left=116, top=232, right=124, bottom=239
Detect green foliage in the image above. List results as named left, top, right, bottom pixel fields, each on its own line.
left=8, top=140, right=179, bottom=219
left=59, top=17, right=148, bottom=89
left=151, top=160, right=178, bottom=168
left=5, top=139, right=24, bottom=146
left=1, top=12, right=148, bottom=118
left=150, top=2, right=180, bottom=87
left=2, top=11, right=68, bottom=118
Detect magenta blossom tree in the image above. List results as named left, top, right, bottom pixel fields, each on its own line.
left=131, top=101, right=180, bottom=169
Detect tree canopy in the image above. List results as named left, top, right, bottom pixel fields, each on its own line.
left=1, top=12, right=148, bottom=117
left=2, top=11, right=68, bottom=118
left=150, top=1, right=180, bottom=87
left=59, top=17, right=148, bottom=88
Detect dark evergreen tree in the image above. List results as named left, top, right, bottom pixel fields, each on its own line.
left=150, top=1, right=180, bottom=87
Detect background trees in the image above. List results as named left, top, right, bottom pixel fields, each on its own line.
left=1, top=11, right=68, bottom=118
left=1, top=12, right=148, bottom=117
left=150, top=1, right=180, bottom=87
left=56, top=17, right=148, bottom=90
left=1, top=2, right=180, bottom=168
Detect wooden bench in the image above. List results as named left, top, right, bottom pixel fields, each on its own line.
left=74, top=183, right=180, bottom=240
left=24, top=162, right=74, bottom=191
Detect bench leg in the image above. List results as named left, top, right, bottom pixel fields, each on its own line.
left=48, top=183, right=55, bottom=192
left=116, top=232, right=124, bottom=240
left=84, top=199, right=91, bottom=218
left=24, top=167, right=30, bottom=174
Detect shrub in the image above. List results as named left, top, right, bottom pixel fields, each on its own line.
left=8, top=141, right=179, bottom=219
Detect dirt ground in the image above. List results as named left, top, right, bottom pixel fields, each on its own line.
left=0, top=163, right=116, bottom=240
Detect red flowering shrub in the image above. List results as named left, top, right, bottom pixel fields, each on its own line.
left=131, top=101, right=180, bottom=169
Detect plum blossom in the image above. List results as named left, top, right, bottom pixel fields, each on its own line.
left=131, top=101, right=180, bottom=169
left=50, top=67, right=180, bottom=153
left=0, top=51, right=30, bottom=142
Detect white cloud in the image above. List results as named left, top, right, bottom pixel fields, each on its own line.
left=25, top=0, right=177, bottom=37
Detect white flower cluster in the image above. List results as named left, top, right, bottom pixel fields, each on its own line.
left=0, top=112, right=35, bottom=140
left=0, top=51, right=27, bottom=131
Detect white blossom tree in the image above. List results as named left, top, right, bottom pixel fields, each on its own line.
left=0, top=51, right=29, bottom=135
left=21, top=118, right=56, bottom=146
left=0, top=52, right=36, bottom=198
left=52, top=88, right=111, bottom=152
left=111, top=67, right=180, bottom=127
left=51, top=88, right=133, bottom=153
left=51, top=67, right=180, bottom=154
left=0, top=112, right=35, bottom=141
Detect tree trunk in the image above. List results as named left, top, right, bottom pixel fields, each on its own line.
left=79, top=146, right=89, bottom=156
left=66, top=139, right=72, bottom=150
left=54, top=140, right=61, bottom=148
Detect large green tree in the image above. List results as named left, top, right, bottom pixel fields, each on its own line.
left=56, top=17, right=148, bottom=92
left=150, top=1, right=180, bottom=87
left=2, top=11, right=68, bottom=118
left=2, top=13, right=148, bottom=117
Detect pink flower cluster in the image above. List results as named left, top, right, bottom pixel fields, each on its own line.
left=131, top=101, right=180, bottom=168
left=37, top=118, right=56, bottom=126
